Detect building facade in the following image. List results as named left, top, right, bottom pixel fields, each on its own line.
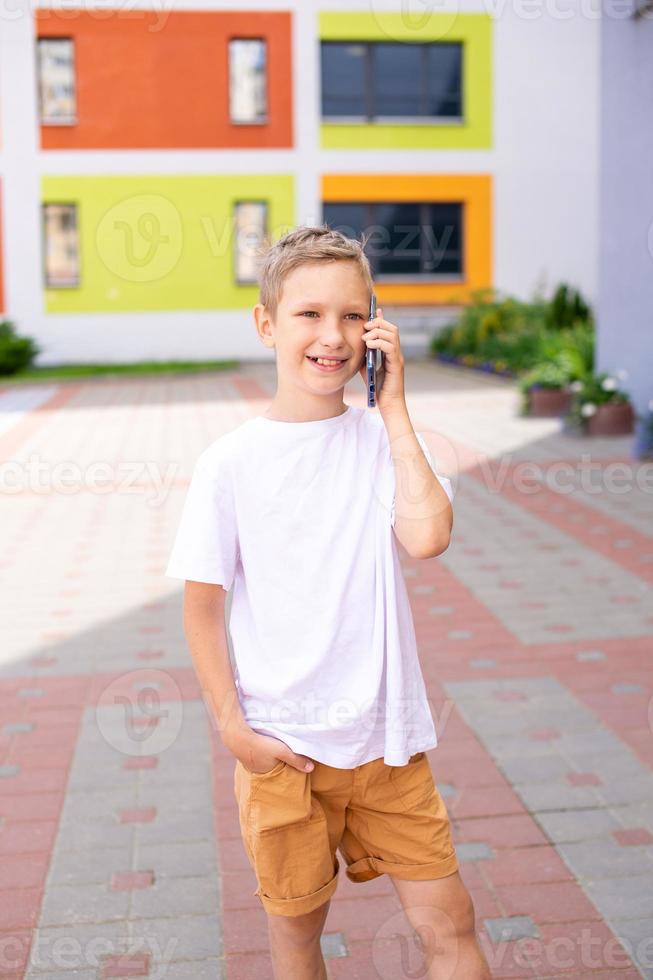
left=0, top=1, right=602, bottom=365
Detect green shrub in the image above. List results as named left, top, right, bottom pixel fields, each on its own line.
left=430, top=283, right=594, bottom=377
left=546, top=283, right=592, bottom=330
left=0, top=320, right=40, bottom=376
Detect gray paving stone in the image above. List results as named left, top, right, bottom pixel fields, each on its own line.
left=128, top=914, right=223, bottom=962
left=39, top=882, right=130, bottom=927
left=557, top=839, right=653, bottom=878
left=583, top=875, right=653, bottom=919
left=134, top=807, right=214, bottom=844
left=320, top=931, right=348, bottom=958
left=610, top=682, right=646, bottom=694
left=49, top=845, right=134, bottom=886
left=483, top=915, right=540, bottom=942
left=497, top=756, right=571, bottom=784
left=130, top=874, right=220, bottom=919
left=136, top=841, right=217, bottom=879
left=533, top=807, right=623, bottom=843
left=437, top=782, right=456, bottom=798
left=153, top=959, right=225, bottom=979
left=597, top=775, right=653, bottom=806
left=516, top=782, right=603, bottom=812
left=25, top=922, right=129, bottom=973
left=4, top=720, right=35, bottom=733
left=455, top=842, right=495, bottom=861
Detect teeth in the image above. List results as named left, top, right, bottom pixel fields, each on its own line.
left=313, top=358, right=343, bottom=366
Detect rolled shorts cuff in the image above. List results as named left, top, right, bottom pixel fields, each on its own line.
left=345, top=850, right=459, bottom=884
left=255, top=856, right=341, bottom=917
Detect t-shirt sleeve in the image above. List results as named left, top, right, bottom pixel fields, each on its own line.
left=390, top=431, right=454, bottom=527
left=165, top=451, right=239, bottom=591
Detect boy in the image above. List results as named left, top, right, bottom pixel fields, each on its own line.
left=165, top=226, right=492, bottom=979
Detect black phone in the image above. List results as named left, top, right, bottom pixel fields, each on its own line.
left=366, top=293, right=385, bottom=408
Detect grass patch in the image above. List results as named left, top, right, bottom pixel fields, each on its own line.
left=1, top=360, right=241, bottom=383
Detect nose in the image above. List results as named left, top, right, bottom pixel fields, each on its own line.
left=319, top=315, right=351, bottom=347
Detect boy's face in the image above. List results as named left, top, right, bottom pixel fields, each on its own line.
left=254, top=260, right=371, bottom=396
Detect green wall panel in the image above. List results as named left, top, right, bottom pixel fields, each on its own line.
left=41, top=174, right=295, bottom=312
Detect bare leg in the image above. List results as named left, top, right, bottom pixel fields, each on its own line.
left=267, top=898, right=331, bottom=980
left=391, top=870, right=492, bottom=979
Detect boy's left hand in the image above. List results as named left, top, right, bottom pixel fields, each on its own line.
left=357, top=307, right=406, bottom=414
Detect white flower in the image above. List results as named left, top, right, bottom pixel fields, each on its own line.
left=601, top=377, right=617, bottom=391
left=570, top=380, right=584, bottom=392
left=581, top=402, right=597, bottom=417
left=616, top=368, right=629, bottom=381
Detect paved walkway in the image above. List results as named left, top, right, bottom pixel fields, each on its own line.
left=0, top=361, right=651, bottom=979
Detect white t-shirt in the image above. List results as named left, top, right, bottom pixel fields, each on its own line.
left=165, top=404, right=454, bottom=767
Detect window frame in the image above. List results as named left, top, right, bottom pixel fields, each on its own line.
left=37, top=36, right=78, bottom=126
left=233, top=199, right=268, bottom=286
left=228, top=37, right=269, bottom=127
left=320, top=40, right=463, bottom=125
left=42, top=202, right=81, bottom=289
left=323, top=200, right=464, bottom=283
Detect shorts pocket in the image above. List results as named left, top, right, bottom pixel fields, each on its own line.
left=389, top=751, right=434, bottom=812
left=247, top=759, right=287, bottom=778
left=253, top=799, right=335, bottom=904
left=249, top=763, right=312, bottom=835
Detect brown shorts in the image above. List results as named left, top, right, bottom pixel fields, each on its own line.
left=233, top=751, right=459, bottom=917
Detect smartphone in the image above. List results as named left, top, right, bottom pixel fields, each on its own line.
left=366, top=293, right=385, bottom=408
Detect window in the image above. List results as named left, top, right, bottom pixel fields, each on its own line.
left=37, top=38, right=77, bottom=125
left=229, top=39, right=267, bottom=125
left=323, top=202, right=463, bottom=279
left=321, top=41, right=462, bottom=121
left=43, top=203, right=80, bottom=287
left=234, top=201, right=267, bottom=284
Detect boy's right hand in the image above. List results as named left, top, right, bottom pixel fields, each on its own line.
left=226, top=728, right=315, bottom=775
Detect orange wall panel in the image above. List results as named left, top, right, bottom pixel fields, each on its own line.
left=36, top=10, right=293, bottom=149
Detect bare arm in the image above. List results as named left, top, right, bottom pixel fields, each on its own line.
left=183, top=580, right=314, bottom=773
left=384, top=406, right=453, bottom=559
left=183, top=579, right=249, bottom=743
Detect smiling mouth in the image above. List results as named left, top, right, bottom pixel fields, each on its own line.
left=306, top=356, right=349, bottom=366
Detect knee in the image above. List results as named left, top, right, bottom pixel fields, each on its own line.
left=267, top=900, right=330, bottom=948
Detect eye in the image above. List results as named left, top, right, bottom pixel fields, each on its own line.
left=298, top=311, right=319, bottom=318
left=346, top=313, right=365, bottom=320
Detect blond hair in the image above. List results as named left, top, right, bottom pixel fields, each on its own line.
left=256, top=224, right=374, bottom=320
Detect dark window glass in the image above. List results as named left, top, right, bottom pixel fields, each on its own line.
left=374, top=44, right=422, bottom=117
left=423, top=204, right=463, bottom=274
left=426, top=44, right=462, bottom=117
left=374, top=203, right=422, bottom=274
left=321, top=203, right=367, bottom=242
left=321, top=41, right=462, bottom=120
left=323, top=202, right=463, bottom=278
left=321, top=43, right=367, bottom=117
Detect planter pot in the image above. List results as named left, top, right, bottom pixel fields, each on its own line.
left=586, top=401, right=635, bottom=436
left=528, top=386, right=572, bottom=417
